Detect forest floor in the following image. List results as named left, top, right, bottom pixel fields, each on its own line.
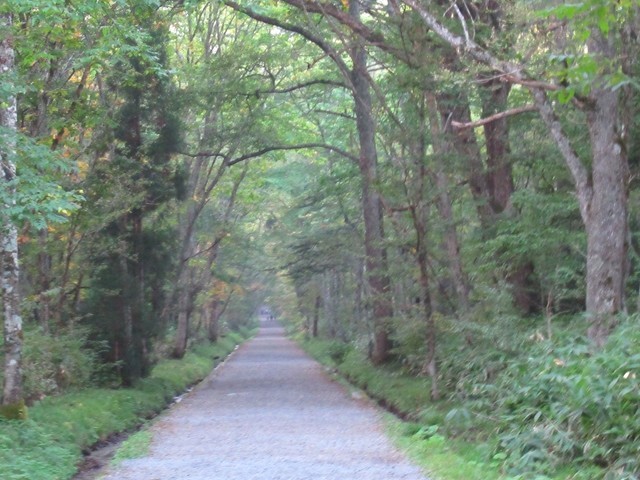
left=96, top=320, right=429, bottom=480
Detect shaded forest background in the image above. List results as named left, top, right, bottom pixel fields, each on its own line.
left=1, top=1, right=640, bottom=478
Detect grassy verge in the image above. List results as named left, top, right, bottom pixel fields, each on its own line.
left=111, top=429, right=153, bottom=466
left=0, top=329, right=253, bottom=480
left=300, top=338, right=592, bottom=480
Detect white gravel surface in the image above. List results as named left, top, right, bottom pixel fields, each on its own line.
left=100, top=321, right=429, bottom=480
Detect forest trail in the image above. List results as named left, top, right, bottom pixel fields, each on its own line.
left=99, top=321, right=429, bottom=480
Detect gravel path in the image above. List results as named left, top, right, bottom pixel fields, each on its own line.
left=101, top=321, right=429, bottom=480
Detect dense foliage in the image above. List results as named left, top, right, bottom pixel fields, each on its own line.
left=1, top=0, right=639, bottom=478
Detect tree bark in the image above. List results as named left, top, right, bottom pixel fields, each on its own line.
left=426, top=93, right=470, bottom=311
left=584, top=88, right=628, bottom=346
left=481, top=80, right=537, bottom=313
left=349, top=2, right=392, bottom=364
left=404, top=1, right=632, bottom=342
left=1, top=13, right=24, bottom=410
left=312, top=294, right=321, bottom=338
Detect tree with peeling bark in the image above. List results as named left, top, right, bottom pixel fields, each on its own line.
left=0, top=12, right=24, bottom=415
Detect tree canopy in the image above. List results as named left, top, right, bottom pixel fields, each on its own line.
left=2, top=1, right=639, bottom=477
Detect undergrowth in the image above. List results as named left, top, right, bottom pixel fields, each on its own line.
left=300, top=315, right=640, bottom=480
left=0, top=330, right=250, bottom=480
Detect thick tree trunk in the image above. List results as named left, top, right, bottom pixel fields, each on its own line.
left=350, top=3, right=392, bottom=364
left=1, top=13, right=24, bottom=411
left=441, top=92, right=499, bottom=224
left=585, top=89, right=628, bottom=347
left=482, top=81, right=537, bottom=313
left=533, top=86, right=629, bottom=346
left=118, top=255, right=136, bottom=385
left=173, top=289, right=190, bottom=358
left=482, top=81, right=514, bottom=214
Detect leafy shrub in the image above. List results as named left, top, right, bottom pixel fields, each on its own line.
left=21, top=327, right=100, bottom=402
left=490, top=318, right=640, bottom=479
left=325, top=340, right=352, bottom=364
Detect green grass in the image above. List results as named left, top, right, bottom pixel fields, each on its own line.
left=0, top=330, right=252, bottom=480
left=300, top=337, right=596, bottom=480
left=385, top=415, right=505, bottom=480
left=111, top=429, right=153, bottom=466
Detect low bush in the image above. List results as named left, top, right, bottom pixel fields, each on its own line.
left=0, top=332, right=250, bottom=480
left=489, top=319, right=640, bottom=479
left=301, top=314, right=637, bottom=480
left=0, top=326, right=101, bottom=403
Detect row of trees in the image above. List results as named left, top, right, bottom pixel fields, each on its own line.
left=2, top=0, right=639, bottom=445
left=1, top=1, right=284, bottom=410
left=226, top=0, right=639, bottom=400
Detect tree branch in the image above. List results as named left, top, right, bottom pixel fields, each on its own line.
left=178, top=150, right=227, bottom=160
left=451, top=104, right=537, bottom=130
left=401, top=0, right=592, bottom=217
left=223, top=0, right=351, bottom=78
left=257, top=79, right=347, bottom=94
left=227, top=143, right=358, bottom=165
left=278, top=0, right=412, bottom=63
left=530, top=88, right=592, bottom=223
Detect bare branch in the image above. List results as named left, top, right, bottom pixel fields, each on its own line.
left=178, top=150, right=227, bottom=160
left=313, top=109, right=356, bottom=120
left=453, top=3, right=470, bottom=44
left=530, top=88, right=592, bottom=223
left=451, top=104, right=537, bottom=130
left=227, top=143, right=359, bottom=165
left=258, top=79, right=347, bottom=94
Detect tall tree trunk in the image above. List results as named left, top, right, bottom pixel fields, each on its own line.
left=440, top=94, right=493, bottom=225
left=411, top=204, right=440, bottom=400
left=312, top=294, right=321, bottom=338
left=427, top=93, right=470, bottom=311
left=585, top=88, right=628, bottom=347
left=482, top=81, right=513, bottom=215
left=1, top=13, right=24, bottom=412
left=119, top=253, right=135, bottom=385
left=481, top=81, right=536, bottom=312
left=532, top=54, right=629, bottom=348
left=349, top=2, right=392, bottom=364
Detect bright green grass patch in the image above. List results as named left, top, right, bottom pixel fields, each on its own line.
left=0, top=331, right=251, bottom=480
left=111, top=429, right=153, bottom=466
left=385, top=415, right=504, bottom=480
